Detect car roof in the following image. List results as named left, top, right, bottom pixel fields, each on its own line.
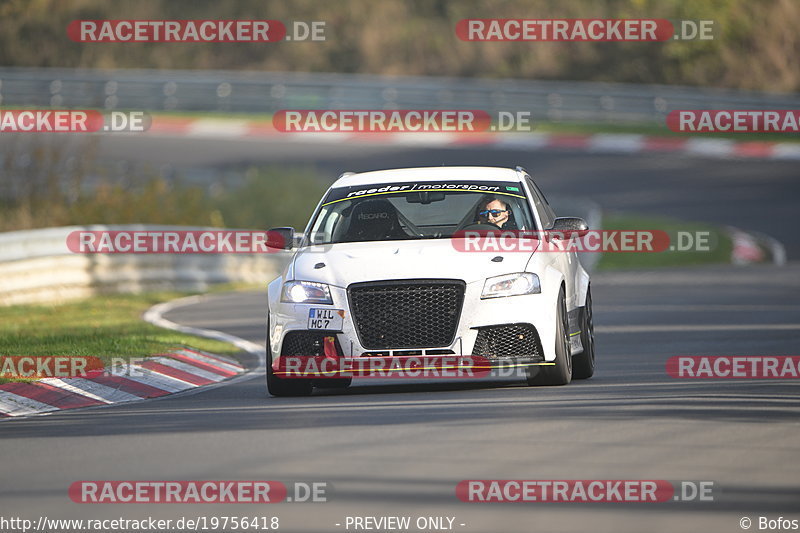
left=331, top=166, right=524, bottom=188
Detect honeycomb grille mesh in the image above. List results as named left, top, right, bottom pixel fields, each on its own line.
left=348, top=280, right=465, bottom=349
left=471, top=323, right=543, bottom=359
left=280, top=331, right=327, bottom=356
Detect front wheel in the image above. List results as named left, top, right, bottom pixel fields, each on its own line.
left=527, top=286, right=572, bottom=386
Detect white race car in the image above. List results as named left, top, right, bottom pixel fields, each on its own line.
left=266, top=166, right=594, bottom=396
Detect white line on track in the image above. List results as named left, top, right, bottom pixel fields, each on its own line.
left=143, top=295, right=264, bottom=359
left=597, top=304, right=800, bottom=312
left=597, top=323, right=800, bottom=333
left=142, top=294, right=267, bottom=401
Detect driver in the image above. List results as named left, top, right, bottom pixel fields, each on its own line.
left=474, top=195, right=517, bottom=229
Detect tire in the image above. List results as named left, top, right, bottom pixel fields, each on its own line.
left=266, top=320, right=313, bottom=397
left=527, top=286, right=572, bottom=386
left=572, top=285, right=595, bottom=380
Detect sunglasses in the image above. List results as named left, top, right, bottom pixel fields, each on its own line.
left=479, top=209, right=508, bottom=217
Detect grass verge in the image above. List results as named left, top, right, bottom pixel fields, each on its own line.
left=0, top=291, right=244, bottom=383
left=596, top=212, right=733, bottom=270
left=3, top=107, right=793, bottom=143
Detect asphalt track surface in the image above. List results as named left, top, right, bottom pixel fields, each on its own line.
left=2, top=135, right=799, bottom=533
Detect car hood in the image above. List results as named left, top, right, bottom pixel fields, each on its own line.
left=290, top=239, right=536, bottom=287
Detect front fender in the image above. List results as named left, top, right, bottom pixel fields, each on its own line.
left=267, top=276, right=284, bottom=359
left=575, top=263, right=590, bottom=307
left=538, top=264, right=565, bottom=362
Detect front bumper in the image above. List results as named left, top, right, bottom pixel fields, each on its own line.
left=269, top=278, right=559, bottom=367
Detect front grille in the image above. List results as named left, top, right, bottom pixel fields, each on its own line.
left=348, top=279, right=465, bottom=349
left=280, top=331, right=328, bottom=356
left=471, top=323, right=543, bottom=359
left=361, top=349, right=455, bottom=357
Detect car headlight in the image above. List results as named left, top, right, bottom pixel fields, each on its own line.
left=481, top=273, right=541, bottom=299
left=281, top=281, right=333, bottom=304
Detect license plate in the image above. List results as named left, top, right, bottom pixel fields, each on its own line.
left=308, top=308, right=344, bottom=330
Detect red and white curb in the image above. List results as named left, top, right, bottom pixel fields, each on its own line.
left=0, top=294, right=265, bottom=419
left=0, top=348, right=245, bottom=418
left=728, top=226, right=787, bottom=266
left=147, top=117, right=800, bottom=161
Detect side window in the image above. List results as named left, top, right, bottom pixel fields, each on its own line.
left=525, top=177, right=556, bottom=229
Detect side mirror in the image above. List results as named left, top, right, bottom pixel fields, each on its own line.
left=551, top=217, right=589, bottom=232
left=267, top=227, right=295, bottom=250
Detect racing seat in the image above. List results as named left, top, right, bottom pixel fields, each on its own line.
left=341, top=199, right=409, bottom=242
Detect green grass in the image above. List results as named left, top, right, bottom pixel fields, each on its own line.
left=0, top=291, right=244, bottom=383
left=151, top=111, right=800, bottom=144
left=150, top=111, right=800, bottom=144
left=0, top=165, right=328, bottom=233
left=596, top=213, right=734, bottom=270
left=534, top=121, right=800, bottom=144
left=5, top=106, right=793, bottom=143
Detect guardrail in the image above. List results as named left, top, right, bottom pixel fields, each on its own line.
left=0, top=196, right=601, bottom=306
left=0, top=225, right=287, bottom=306
left=2, top=67, right=799, bottom=125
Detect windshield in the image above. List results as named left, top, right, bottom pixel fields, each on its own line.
left=305, top=180, right=535, bottom=245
